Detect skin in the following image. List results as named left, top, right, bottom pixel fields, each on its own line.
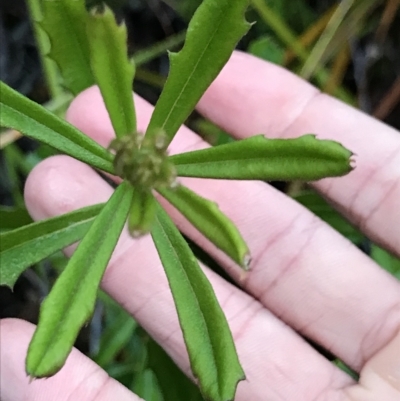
left=1, top=51, right=399, bottom=401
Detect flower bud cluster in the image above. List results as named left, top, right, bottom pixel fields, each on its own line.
left=109, top=131, right=177, bottom=191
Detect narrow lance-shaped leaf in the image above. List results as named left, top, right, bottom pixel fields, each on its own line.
left=151, top=205, right=244, bottom=401
left=145, top=0, right=251, bottom=145
left=147, top=338, right=205, bottom=401
left=0, top=204, right=103, bottom=289
left=26, top=183, right=134, bottom=378
left=39, top=0, right=95, bottom=95
left=128, top=189, right=157, bottom=237
left=87, top=6, right=137, bottom=138
left=0, top=206, right=33, bottom=231
left=170, top=134, right=354, bottom=181
left=158, top=185, right=249, bottom=269
left=93, top=309, right=137, bottom=367
left=0, top=82, right=114, bottom=173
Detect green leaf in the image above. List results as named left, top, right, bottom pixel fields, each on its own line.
left=26, top=0, right=63, bottom=99
left=147, top=338, right=205, bottom=401
left=0, top=204, right=103, bottom=289
left=334, top=359, right=359, bottom=381
left=93, top=309, right=137, bottom=367
left=87, top=6, right=137, bottom=138
left=158, top=185, right=249, bottom=268
left=39, top=0, right=95, bottom=95
left=151, top=205, right=244, bottom=401
left=131, top=369, right=163, bottom=401
left=371, top=245, right=400, bottom=279
left=0, top=82, right=114, bottom=173
left=132, top=31, right=187, bottom=67
left=0, top=206, right=33, bottom=231
left=145, top=0, right=251, bottom=145
left=26, top=183, right=134, bottom=378
left=128, top=190, right=158, bottom=237
left=248, top=35, right=284, bottom=64
left=170, top=134, right=354, bottom=181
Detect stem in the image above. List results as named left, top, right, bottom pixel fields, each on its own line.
left=26, top=0, right=63, bottom=99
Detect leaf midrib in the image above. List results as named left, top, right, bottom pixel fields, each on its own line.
left=36, top=210, right=118, bottom=372
left=158, top=7, right=229, bottom=134
left=104, top=22, right=132, bottom=136
left=1, top=103, right=114, bottom=169
left=46, top=1, right=92, bottom=91
left=2, top=216, right=95, bottom=253
left=155, top=212, right=223, bottom=397
left=174, top=154, right=348, bottom=167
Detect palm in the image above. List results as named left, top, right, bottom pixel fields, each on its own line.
left=1, top=52, right=399, bottom=401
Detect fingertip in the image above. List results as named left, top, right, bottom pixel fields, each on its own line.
left=0, top=318, right=35, bottom=401
left=197, top=50, right=318, bottom=137
left=66, top=86, right=114, bottom=147
left=0, top=317, right=29, bottom=341
left=0, top=318, right=140, bottom=401
left=24, top=155, right=113, bottom=221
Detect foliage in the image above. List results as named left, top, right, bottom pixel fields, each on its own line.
left=5, top=0, right=395, bottom=399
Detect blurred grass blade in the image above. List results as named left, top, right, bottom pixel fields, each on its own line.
left=0, top=129, right=23, bottom=149
left=306, top=0, right=381, bottom=77
left=39, top=0, right=94, bottom=95
left=158, top=185, right=249, bottom=269
left=133, top=31, right=187, bottom=67
left=147, top=339, right=205, bottom=401
left=248, top=35, right=285, bottom=64
left=250, top=0, right=354, bottom=103
left=0, top=206, right=33, bottom=231
left=145, top=0, right=251, bottom=145
left=371, top=245, right=400, bottom=279
left=170, top=134, right=354, bottom=181
left=284, top=4, right=337, bottom=65
left=151, top=205, right=244, bottom=401
left=87, top=6, right=136, bottom=138
left=0, top=82, right=114, bottom=173
left=0, top=204, right=103, bottom=288
left=93, top=310, right=137, bottom=367
left=301, top=0, right=354, bottom=80
left=132, top=369, right=163, bottom=400
left=375, top=0, right=400, bottom=42
left=324, top=45, right=351, bottom=95
left=26, top=183, right=133, bottom=377
left=251, top=0, right=308, bottom=60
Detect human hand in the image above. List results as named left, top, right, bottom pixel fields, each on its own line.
left=1, top=51, right=399, bottom=401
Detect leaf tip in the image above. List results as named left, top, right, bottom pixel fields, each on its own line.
left=242, top=253, right=252, bottom=271
left=0, top=281, right=15, bottom=291
left=89, top=4, right=106, bottom=16
left=349, top=153, right=357, bottom=170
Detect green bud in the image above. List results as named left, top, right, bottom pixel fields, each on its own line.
left=110, top=131, right=176, bottom=191
left=128, top=190, right=157, bottom=237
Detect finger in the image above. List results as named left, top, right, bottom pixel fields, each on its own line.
left=197, top=50, right=400, bottom=256
left=345, top=328, right=400, bottom=401
left=0, top=319, right=141, bottom=401
left=24, top=142, right=352, bottom=400
left=64, top=86, right=400, bottom=373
